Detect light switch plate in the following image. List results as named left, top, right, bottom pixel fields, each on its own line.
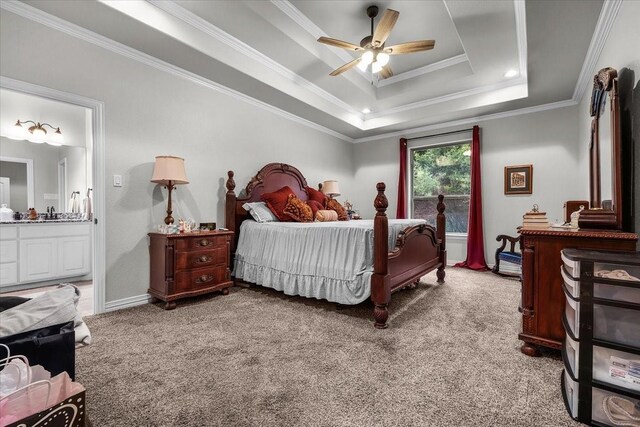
left=113, top=174, right=122, bottom=187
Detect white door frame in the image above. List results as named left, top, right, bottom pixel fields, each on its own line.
left=0, top=76, right=106, bottom=314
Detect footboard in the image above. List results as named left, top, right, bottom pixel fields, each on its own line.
left=371, top=184, right=446, bottom=329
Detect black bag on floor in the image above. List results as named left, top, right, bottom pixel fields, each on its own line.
left=0, top=321, right=75, bottom=380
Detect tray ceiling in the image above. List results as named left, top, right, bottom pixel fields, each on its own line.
left=9, top=0, right=605, bottom=141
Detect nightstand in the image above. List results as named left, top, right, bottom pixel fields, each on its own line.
left=148, top=230, right=234, bottom=310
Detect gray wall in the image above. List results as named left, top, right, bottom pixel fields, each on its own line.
left=352, top=106, right=581, bottom=264
left=0, top=11, right=355, bottom=303
left=577, top=0, right=640, bottom=245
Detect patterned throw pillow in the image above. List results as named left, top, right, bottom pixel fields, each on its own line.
left=283, top=194, right=313, bottom=222
left=305, top=186, right=327, bottom=207
left=261, top=186, right=295, bottom=221
left=242, top=202, right=278, bottom=223
left=326, top=198, right=348, bottom=221
left=315, top=210, right=338, bottom=222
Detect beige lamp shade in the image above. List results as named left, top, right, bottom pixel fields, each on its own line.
left=322, top=180, right=340, bottom=197
left=151, top=156, right=189, bottom=185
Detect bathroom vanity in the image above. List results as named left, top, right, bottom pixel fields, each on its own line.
left=0, top=220, right=92, bottom=289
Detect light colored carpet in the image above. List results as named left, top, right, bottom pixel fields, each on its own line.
left=77, top=268, right=578, bottom=427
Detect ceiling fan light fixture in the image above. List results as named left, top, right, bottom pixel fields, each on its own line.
left=371, top=61, right=383, bottom=74
left=362, top=108, right=371, bottom=114
left=376, top=52, right=390, bottom=67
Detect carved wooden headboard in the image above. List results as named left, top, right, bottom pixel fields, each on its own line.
left=225, top=163, right=310, bottom=253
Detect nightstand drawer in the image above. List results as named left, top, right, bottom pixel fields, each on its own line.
left=176, top=236, right=228, bottom=251
left=175, top=248, right=227, bottom=270
left=174, top=266, right=229, bottom=293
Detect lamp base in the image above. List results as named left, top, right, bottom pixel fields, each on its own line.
left=164, top=215, right=174, bottom=225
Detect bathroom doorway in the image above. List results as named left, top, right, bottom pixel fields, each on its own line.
left=0, top=77, right=105, bottom=315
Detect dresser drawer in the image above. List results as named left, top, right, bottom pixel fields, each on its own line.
left=175, top=235, right=228, bottom=251
left=175, top=248, right=227, bottom=270
left=174, top=266, right=229, bottom=294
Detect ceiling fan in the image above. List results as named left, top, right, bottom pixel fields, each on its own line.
left=318, top=5, right=435, bottom=79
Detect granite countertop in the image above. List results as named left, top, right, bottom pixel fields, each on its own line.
left=0, top=219, right=92, bottom=224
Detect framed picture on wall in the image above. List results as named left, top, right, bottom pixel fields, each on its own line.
left=504, top=164, right=533, bottom=195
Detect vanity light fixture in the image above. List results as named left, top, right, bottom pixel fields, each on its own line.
left=12, top=120, right=64, bottom=145
left=151, top=155, right=189, bottom=225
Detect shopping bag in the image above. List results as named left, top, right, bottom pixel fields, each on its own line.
left=0, top=322, right=75, bottom=380
left=0, top=375, right=87, bottom=427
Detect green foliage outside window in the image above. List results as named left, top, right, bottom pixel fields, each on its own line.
left=412, top=143, right=471, bottom=197
left=412, top=143, right=471, bottom=233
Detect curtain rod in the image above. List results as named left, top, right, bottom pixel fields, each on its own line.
left=405, top=128, right=474, bottom=142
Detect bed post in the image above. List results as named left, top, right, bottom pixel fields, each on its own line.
left=372, top=182, right=391, bottom=329
left=225, top=171, right=237, bottom=256
left=436, top=194, right=446, bottom=283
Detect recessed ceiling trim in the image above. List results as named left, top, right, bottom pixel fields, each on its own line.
left=354, top=99, right=577, bottom=143
left=442, top=0, right=473, bottom=74
left=376, top=54, right=468, bottom=88
left=0, top=0, right=355, bottom=142
left=147, top=0, right=360, bottom=118
left=270, top=0, right=370, bottom=82
left=572, top=0, right=622, bottom=103
left=368, top=76, right=527, bottom=119
left=514, top=0, right=527, bottom=80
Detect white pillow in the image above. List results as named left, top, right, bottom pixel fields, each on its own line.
left=242, top=202, right=278, bottom=223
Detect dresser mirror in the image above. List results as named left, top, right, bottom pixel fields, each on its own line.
left=579, top=67, right=622, bottom=230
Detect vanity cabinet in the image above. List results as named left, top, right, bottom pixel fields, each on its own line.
left=0, top=222, right=92, bottom=289
left=148, top=231, right=234, bottom=310
left=560, top=249, right=640, bottom=426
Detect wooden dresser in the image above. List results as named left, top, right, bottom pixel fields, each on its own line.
left=148, top=230, right=234, bottom=310
left=518, top=228, right=637, bottom=356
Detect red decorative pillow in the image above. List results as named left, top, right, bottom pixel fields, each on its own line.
left=306, top=186, right=327, bottom=208
left=307, top=200, right=324, bottom=218
left=326, top=198, right=348, bottom=221
left=261, top=186, right=295, bottom=221
left=283, top=194, right=313, bottom=222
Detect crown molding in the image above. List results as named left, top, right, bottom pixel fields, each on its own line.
left=514, top=0, right=527, bottom=80
left=368, top=76, right=527, bottom=119
left=376, top=54, right=469, bottom=88
left=148, top=0, right=360, bottom=118
left=572, top=0, right=622, bottom=103
left=0, top=0, right=355, bottom=142
left=354, top=99, right=577, bottom=143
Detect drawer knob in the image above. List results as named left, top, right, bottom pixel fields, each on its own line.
left=197, top=255, right=211, bottom=264
left=197, top=275, right=213, bottom=284
left=198, top=239, right=211, bottom=247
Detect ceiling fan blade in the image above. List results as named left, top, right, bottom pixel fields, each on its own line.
left=330, top=58, right=362, bottom=76
left=372, top=9, right=399, bottom=47
left=318, top=36, right=363, bottom=52
left=379, top=65, right=394, bottom=80
left=385, top=40, right=435, bottom=55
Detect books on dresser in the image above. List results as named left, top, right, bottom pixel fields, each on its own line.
left=521, top=204, right=550, bottom=229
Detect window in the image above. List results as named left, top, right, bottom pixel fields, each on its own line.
left=410, top=141, right=471, bottom=233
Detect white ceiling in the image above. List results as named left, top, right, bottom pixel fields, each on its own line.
left=12, top=0, right=604, bottom=141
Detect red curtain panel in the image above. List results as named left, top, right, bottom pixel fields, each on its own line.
left=396, top=138, right=408, bottom=219
left=455, top=126, right=489, bottom=270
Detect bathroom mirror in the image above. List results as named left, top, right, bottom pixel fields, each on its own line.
left=580, top=67, right=622, bottom=229
left=0, top=137, right=87, bottom=213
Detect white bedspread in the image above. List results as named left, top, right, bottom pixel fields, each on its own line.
left=233, top=219, right=425, bottom=305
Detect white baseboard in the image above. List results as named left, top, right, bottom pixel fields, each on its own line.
left=104, top=293, right=151, bottom=312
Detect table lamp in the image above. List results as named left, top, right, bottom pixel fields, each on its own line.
left=322, top=180, right=341, bottom=199
left=151, top=155, right=189, bottom=224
